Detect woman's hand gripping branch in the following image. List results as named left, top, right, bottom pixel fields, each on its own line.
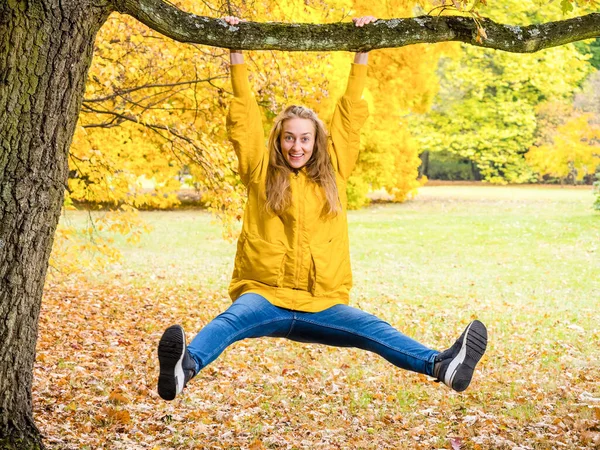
left=224, top=16, right=246, bottom=64
left=352, top=16, right=377, bottom=64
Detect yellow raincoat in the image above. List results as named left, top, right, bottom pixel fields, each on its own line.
left=227, top=63, right=369, bottom=312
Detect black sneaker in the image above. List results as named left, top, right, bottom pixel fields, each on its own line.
left=434, top=320, right=487, bottom=392
left=157, top=325, right=197, bottom=401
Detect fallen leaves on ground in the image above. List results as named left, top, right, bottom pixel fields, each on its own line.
left=34, top=272, right=600, bottom=449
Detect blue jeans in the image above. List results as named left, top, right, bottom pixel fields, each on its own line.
left=187, top=293, right=439, bottom=376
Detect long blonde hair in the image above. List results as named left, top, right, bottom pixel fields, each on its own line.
left=265, top=105, right=340, bottom=218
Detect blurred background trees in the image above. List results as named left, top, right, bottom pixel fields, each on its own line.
left=411, top=1, right=599, bottom=185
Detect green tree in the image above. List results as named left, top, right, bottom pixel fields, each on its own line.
left=575, top=38, right=600, bottom=70
left=411, top=41, right=592, bottom=183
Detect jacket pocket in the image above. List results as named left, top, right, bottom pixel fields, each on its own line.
left=237, top=234, right=287, bottom=287
left=309, top=238, right=348, bottom=296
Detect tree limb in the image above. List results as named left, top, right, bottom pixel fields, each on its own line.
left=84, top=75, right=227, bottom=103
left=112, top=0, right=599, bottom=53
left=80, top=103, right=216, bottom=175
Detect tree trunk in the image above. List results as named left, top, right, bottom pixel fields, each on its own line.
left=470, top=161, right=483, bottom=181
left=0, top=1, right=110, bottom=447
left=418, top=151, right=430, bottom=179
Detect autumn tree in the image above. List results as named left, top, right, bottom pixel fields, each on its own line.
left=526, top=113, right=600, bottom=183
left=1, top=0, right=599, bottom=447
left=525, top=54, right=600, bottom=184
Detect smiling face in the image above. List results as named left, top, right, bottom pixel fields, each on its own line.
left=280, top=118, right=316, bottom=170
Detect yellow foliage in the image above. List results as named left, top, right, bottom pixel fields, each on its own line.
left=322, top=0, right=454, bottom=202
left=357, top=42, right=451, bottom=201
left=526, top=113, right=600, bottom=182
left=55, top=0, right=449, bottom=269
left=307, top=3, right=451, bottom=203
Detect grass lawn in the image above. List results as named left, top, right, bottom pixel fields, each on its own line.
left=36, top=185, right=600, bottom=449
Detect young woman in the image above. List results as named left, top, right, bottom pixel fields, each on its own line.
left=157, top=15, right=488, bottom=401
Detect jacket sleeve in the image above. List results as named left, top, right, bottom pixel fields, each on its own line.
left=329, top=63, right=370, bottom=180
left=227, top=64, right=267, bottom=186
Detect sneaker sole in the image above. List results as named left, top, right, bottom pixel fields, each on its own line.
left=157, top=325, right=186, bottom=401
left=444, top=320, right=487, bottom=392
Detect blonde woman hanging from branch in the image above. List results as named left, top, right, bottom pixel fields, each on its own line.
left=156, top=15, right=488, bottom=401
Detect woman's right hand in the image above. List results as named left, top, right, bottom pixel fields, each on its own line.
left=224, top=16, right=245, bottom=64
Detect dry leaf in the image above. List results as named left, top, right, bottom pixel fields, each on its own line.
left=450, top=436, right=463, bottom=450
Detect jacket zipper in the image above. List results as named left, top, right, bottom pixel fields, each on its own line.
left=294, top=172, right=303, bottom=289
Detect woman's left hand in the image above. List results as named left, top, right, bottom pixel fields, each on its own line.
left=352, top=16, right=377, bottom=63
left=352, top=16, right=377, bottom=27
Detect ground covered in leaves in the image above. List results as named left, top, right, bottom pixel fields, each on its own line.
left=35, top=186, right=600, bottom=449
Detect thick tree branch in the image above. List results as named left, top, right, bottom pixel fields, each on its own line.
left=112, top=0, right=600, bottom=53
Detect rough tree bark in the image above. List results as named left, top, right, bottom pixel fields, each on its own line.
left=0, top=0, right=598, bottom=448
left=0, top=1, right=110, bottom=448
